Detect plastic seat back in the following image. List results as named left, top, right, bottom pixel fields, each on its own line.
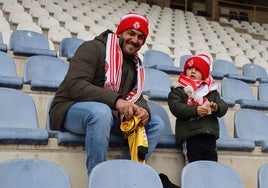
left=60, top=37, right=85, bottom=60
left=0, top=51, right=23, bottom=89
left=0, top=32, right=7, bottom=52
left=143, top=68, right=171, bottom=101
left=234, top=109, right=268, bottom=148
left=217, top=117, right=255, bottom=151
left=258, top=164, right=268, bottom=188
left=24, top=55, right=69, bottom=91
left=0, top=88, right=48, bottom=144
left=181, top=160, right=244, bottom=188
left=243, top=63, right=268, bottom=83
left=9, top=30, right=57, bottom=57
left=143, top=49, right=180, bottom=74
left=88, top=159, right=163, bottom=188
left=0, top=158, right=71, bottom=188
left=258, top=83, right=268, bottom=102
left=147, top=100, right=176, bottom=148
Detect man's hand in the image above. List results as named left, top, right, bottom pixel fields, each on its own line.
left=115, top=98, right=134, bottom=121
left=133, top=104, right=149, bottom=126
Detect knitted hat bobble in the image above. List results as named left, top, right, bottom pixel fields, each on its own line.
left=183, top=54, right=211, bottom=79
left=116, top=13, right=149, bottom=41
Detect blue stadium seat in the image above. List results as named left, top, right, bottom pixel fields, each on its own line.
left=221, top=78, right=268, bottom=109
left=0, top=158, right=71, bottom=188
left=258, top=83, right=268, bottom=102
left=211, top=59, right=255, bottom=83
left=0, top=32, right=7, bottom=52
left=181, top=160, right=244, bottom=188
left=24, top=55, right=69, bottom=91
left=147, top=100, right=176, bottom=148
left=258, top=163, right=268, bottom=188
left=243, top=63, right=268, bottom=83
left=234, top=109, right=268, bottom=152
left=216, top=117, right=255, bottom=151
left=59, top=37, right=85, bottom=61
left=88, top=159, right=163, bottom=188
left=0, top=51, right=23, bottom=89
left=9, top=30, right=57, bottom=57
left=143, top=49, right=181, bottom=74
left=0, top=88, right=48, bottom=144
left=143, top=68, right=171, bottom=101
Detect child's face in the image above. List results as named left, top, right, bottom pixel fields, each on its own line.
left=185, top=67, right=203, bottom=80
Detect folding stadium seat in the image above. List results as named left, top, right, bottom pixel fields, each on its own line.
left=253, top=57, right=268, bottom=70
left=0, top=87, right=48, bottom=144
left=23, top=55, right=69, bottom=91
left=77, top=31, right=96, bottom=41
left=147, top=100, right=176, bottom=148
left=234, top=109, right=268, bottom=152
left=77, top=15, right=96, bottom=29
left=97, top=19, right=116, bottom=31
left=65, top=20, right=85, bottom=35
left=38, top=16, right=60, bottom=31
left=2, top=1, right=24, bottom=14
left=215, top=53, right=233, bottom=62
left=234, top=55, right=252, bottom=68
left=258, top=163, right=268, bottom=188
left=53, top=12, right=73, bottom=26
left=216, top=117, right=255, bottom=151
left=45, top=3, right=63, bottom=15
left=0, top=158, right=71, bottom=188
left=48, top=26, right=72, bottom=44
left=59, top=37, right=85, bottom=61
left=0, top=32, right=7, bottom=52
left=243, top=63, right=268, bottom=83
left=57, top=1, right=74, bottom=12
left=9, top=30, right=57, bottom=57
left=211, top=59, right=256, bottom=83
left=8, top=11, right=33, bottom=28
left=258, top=83, right=268, bottom=102
left=21, top=0, right=41, bottom=9
left=17, top=22, right=43, bottom=34
left=88, top=159, right=162, bottom=188
left=151, top=43, right=173, bottom=57
left=0, top=51, right=23, bottom=89
left=181, top=160, right=244, bottom=188
left=221, top=78, right=268, bottom=109
left=142, top=68, right=171, bottom=101
left=29, top=7, right=50, bottom=20
left=143, top=49, right=181, bottom=74
left=245, top=48, right=261, bottom=59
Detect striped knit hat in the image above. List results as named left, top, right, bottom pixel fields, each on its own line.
left=116, top=13, right=149, bottom=41
left=184, top=54, right=211, bottom=79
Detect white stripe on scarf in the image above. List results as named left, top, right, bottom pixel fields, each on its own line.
left=104, top=33, right=145, bottom=103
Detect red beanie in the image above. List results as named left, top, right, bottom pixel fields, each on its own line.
left=184, top=54, right=211, bottom=79
left=116, top=13, right=149, bottom=41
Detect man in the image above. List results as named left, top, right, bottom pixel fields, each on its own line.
left=49, top=13, right=164, bottom=176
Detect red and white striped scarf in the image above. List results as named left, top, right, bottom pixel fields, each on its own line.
left=178, top=73, right=218, bottom=105
left=104, top=33, right=145, bottom=103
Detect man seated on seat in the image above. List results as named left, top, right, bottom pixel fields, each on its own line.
left=49, top=12, right=164, bottom=176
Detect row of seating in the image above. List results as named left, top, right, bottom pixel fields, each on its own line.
left=0, top=51, right=68, bottom=91
left=0, top=86, right=268, bottom=152
left=1, top=157, right=268, bottom=188
left=1, top=0, right=267, bottom=63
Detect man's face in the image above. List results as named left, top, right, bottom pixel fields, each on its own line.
left=119, top=29, right=146, bottom=56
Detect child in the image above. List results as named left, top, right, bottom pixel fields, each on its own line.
left=168, top=54, right=228, bottom=164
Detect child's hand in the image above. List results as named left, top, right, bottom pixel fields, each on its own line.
left=209, top=102, right=218, bottom=112
left=197, top=106, right=210, bottom=116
